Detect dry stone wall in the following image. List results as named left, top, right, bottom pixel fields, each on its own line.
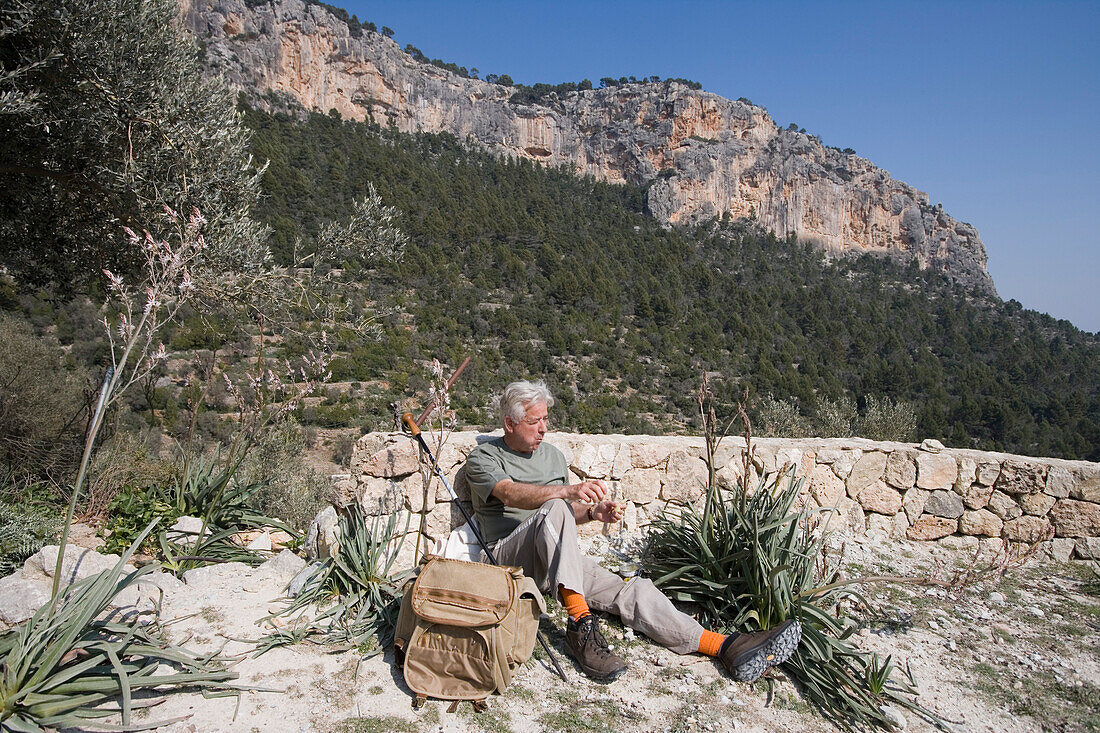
left=320, top=431, right=1100, bottom=564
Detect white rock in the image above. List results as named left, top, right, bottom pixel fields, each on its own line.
left=246, top=531, right=272, bottom=552
left=24, top=545, right=130, bottom=586
left=879, top=704, right=908, bottom=730
left=0, top=574, right=50, bottom=627
left=260, top=549, right=308, bottom=583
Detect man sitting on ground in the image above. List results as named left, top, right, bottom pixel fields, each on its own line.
left=464, top=380, right=802, bottom=681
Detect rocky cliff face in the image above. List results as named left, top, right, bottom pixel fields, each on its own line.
left=184, top=0, right=995, bottom=293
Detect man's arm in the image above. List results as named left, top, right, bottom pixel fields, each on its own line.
left=491, top=478, right=608, bottom=522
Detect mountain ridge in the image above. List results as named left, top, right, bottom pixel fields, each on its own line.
left=183, top=0, right=995, bottom=294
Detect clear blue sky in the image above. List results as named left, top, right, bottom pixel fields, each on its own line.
left=341, top=1, right=1099, bottom=333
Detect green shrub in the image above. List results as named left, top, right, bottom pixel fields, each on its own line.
left=813, top=396, right=857, bottom=438
left=0, top=316, right=90, bottom=485
left=257, top=505, right=408, bottom=654
left=99, top=484, right=178, bottom=555
left=754, top=395, right=811, bottom=438
left=236, top=422, right=331, bottom=531
left=646, top=468, right=945, bottom=730
left=0, top=498, right=61, bottom=575
left=858, top=395, right=918, bottom=442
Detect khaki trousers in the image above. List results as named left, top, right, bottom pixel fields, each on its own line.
left=487, top=498, right=704, bottom=655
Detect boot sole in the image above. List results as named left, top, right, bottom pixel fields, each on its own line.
left=729, top=619, right=802, bottom=682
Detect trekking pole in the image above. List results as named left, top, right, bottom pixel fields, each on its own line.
left=402, top=412, right=569, bottom=683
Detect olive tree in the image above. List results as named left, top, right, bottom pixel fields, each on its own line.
left=0, top=0, right=269, bottom=287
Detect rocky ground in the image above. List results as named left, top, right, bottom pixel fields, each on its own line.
left=5, top=525, right=1098, bottom=733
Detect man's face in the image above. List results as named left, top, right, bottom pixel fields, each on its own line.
left=503, top=400, right=549, bottom=454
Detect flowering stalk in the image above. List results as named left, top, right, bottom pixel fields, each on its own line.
left=51, top=207, right=204, bottom=601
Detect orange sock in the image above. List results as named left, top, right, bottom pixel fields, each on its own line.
left=697, top=629, right=728, bottom=657
left=558, top=585, right=591, bottom=622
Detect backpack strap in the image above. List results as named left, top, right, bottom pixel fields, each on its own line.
left=447, top=699, right=489, bottom=713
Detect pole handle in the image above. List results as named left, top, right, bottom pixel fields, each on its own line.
left=401, top=411, right=421, bottom=436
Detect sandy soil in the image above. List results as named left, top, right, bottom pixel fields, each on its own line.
left=57, top=531, right=1100, bottom=733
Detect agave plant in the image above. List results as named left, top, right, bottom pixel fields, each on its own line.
left=0, top=521, right=241, bottom=732
left=150, top=454, right=300, bottom=576
left=647, top=468, right=947, bottom=731
left=254, top=504, right=410, bottom=656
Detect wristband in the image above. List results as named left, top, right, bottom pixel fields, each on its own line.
left=586, top=505, right=595, bottom=521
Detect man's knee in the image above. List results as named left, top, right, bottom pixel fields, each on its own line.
left=539, top=497, right=574, bottom=524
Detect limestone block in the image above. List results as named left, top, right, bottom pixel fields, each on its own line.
left=994, top=459, right=1047, bottom=495
left=902, top=488, right=929, bottom=523
left=572, top=442, right=621, bottom=479
left=305, top=505, right=339, bottom=560
left=620, top=501, right=639, bottom=534
left=23, top=545, right=131, bottom=587
left=167, top=515, right=210, bottom=543
left=809, top=464, right=845, bottom=508
left=907, top=515, right=957, bottom=541
left=839, top=498, right=866, bottom=536
left=1045, top=466, right=1073, bottom=499
left=775, top=447, right=803, bottom=475
left=960, top=483, right=996, bottom=511
left=423, top=503, right=467, bottom=541
left=362, top=441, right=419, bottom=478
left=713, top=442, right=746, bottom=471
left=358, top=476, right=405, bottom=516
left=975, top=460, right=1001, bottom=486
left=404, top=474, right=435, bottom=513
left=715, top=460, right=746, bottom=491
left=830, top=449, right=862, bottom=480
left=865, top=514, right=895, bottom=540
left=987, top=490, right=1022, bottom=520
left=1048, top=538, right=1075, bottom=562
left=0, top=575, right=49, bottom=627
left=258, top=550, right=308, bottom=584
left=350, top=434, right=387, bottom=472
left=1002, top=516, right=1053, bottom=544
left=846, top=451, right=887, bottom=497
left=630, top=442, right=671, bottom=469
left=1049, top=499, right=1100, bottom=537
left=182, top=562, right=253, bottom=588
left=939, top=535, right=980, bottom=553
left=923, top=490, right=965, bottom=519
left=1074, top=537, right=1100, bottom=560
left=816, top=448, right=845, bottom=464
left=891, top=512, right=911, bottom=540
left=1020, top=492, right=1056, bottom=517
left=1070, top=467, right=1100, bottom=502
left=885, top=451, right=917, bottom=489
left=754, top=445, right=778, bottom=474
left=959, top=509, right=1003, bottom=537
left=659, top=450, right=708, bottom=503
left=859, top=481, right=903, bottom=515
left=798, top=450, right=817, bottom=479
left=955, top=457, right=977, bottom=491
left=919, top=438, right=946, bottom=453
left=620, top=468, right=662, bottom=504
left=916, top=452, right=958, bottom=490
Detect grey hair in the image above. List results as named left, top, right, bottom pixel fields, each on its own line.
left=499, top=380, right=554, bottom=426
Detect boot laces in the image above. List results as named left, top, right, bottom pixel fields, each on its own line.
left=581, top=618, right=613, bottom=659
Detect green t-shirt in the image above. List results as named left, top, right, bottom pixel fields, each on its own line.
left=464, top=437, right=570, bottom=543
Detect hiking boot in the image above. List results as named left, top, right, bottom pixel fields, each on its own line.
left=718, top=619, right=802, bottom=682
left=565, top=615, right=628, bottom=681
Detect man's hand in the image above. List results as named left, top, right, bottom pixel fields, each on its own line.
left=563, top=479, right=607, bottom=504
left=590, top=500, right=625, bottom=524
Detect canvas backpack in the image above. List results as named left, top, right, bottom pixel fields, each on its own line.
left=393, top=555, right=546, bottom=709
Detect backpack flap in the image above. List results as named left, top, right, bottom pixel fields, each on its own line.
left=411, top=557, right=515, bottom=627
